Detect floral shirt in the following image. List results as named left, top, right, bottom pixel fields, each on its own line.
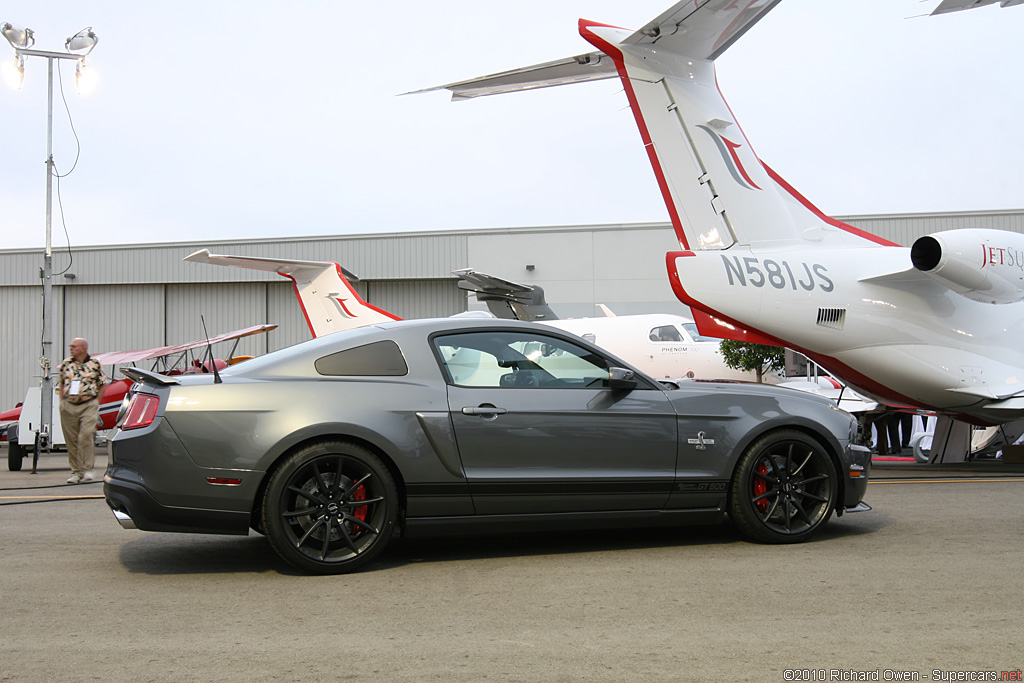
left=57, top=355, right=107, bottom=404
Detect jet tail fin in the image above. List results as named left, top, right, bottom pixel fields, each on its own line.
left=421, top=1, right=896, bottom=254
left=184, top=250, right=401, bottom=337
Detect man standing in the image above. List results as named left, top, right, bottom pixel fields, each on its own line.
left=57, top=338, right=107, bottom=484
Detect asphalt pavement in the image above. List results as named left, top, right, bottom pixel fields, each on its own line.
left=1, top=444, right=1022, bottom=682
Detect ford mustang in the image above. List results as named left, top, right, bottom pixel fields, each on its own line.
left=104, top=318, right=871, bottom=574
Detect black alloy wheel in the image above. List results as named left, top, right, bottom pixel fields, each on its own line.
left=728, top=430, right=837, bottom=543
left=263, top=441, right=398, bottom=574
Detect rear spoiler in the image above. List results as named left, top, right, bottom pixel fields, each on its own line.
left=120, top=367, right=180, bottom=387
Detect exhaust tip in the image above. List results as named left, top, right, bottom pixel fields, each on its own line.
left=112, top=508, right=137, bottom=530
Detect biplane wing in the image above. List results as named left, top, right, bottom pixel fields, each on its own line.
left=92, top=324, right=278, bottom=366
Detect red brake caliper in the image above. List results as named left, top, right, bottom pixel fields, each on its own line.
left=353, top=484, right=368, bottom=523
left=754, top=462, right=769, bottom=513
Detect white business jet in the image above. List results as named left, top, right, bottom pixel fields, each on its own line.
left=415, top=0, right=1024, bottom=429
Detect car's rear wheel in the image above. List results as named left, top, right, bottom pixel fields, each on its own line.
left=263, top=441, right=398, bottom=574
left=728, top=430, right=836, bottom=543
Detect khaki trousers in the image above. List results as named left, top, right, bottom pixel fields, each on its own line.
left=59, top=397, right=99, bottom=476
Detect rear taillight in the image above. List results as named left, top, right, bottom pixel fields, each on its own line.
left=121, top=394, right=160, bottom=430
left=115, top=392, right=132, bottom=426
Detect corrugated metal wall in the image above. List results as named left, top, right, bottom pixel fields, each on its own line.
left=0, top=232, right=470, bottom=286
left=63, top=284, right=164, bottom=357
left=2, top=212, right=1024, bottom=410
left=268, top=282, right=315, bottom=351
left=2, top=286, right=62, bottom=406
left=367, top=280, right=467, bottom=320
left=841, top=209, right=1024, bottom=247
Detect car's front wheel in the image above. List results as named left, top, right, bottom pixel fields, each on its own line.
left=263, top=441, right=398, bottom=574
left=728, top=430, right=837, bottom=543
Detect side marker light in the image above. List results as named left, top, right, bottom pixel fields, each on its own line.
left=206, top=478, right=242, bottom=486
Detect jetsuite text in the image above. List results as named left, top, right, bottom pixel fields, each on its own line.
left=981, top=244, right=1024, bottom=271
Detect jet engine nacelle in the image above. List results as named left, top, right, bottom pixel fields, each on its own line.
left=910, top=228, right=1024, bottom=304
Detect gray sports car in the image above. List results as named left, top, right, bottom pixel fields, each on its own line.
left=104, top=318, right=871, bottom=574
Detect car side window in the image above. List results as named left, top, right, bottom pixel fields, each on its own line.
left=434, top=331, right=613, bottom=388
left=315, top=340, right=408, bottom=376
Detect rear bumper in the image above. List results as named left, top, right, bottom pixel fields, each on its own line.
left=104, top=473, right=251, bottom=535
left=104, top=417, right=262, bottom=536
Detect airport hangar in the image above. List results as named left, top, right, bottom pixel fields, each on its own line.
left=1, top=208, right=1023, bottom=411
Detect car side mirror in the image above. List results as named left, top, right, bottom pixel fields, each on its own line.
left=608, top=366, right=637, bottom=391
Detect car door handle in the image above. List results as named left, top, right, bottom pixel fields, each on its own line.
left=461, top=405, right=507, bottom=417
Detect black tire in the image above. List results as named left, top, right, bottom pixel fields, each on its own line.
left=262, top=441, right=398, bottom=574
left=8, top=438, right=23, bottom=472
left=728, top=430, right=837, bottom=543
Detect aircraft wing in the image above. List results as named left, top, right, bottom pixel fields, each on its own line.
left=184, top=249, right=361, bottom=283
left=621, top=0, right=783, bottom=60
left=931, top=0, right=1024, bottom=15
left=92, top=324, right=278, bottom=366
left=412, top=0, right=782, bottom=101
left=409, top=52, right=616, bottom=101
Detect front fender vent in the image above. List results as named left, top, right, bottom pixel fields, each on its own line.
left=816, top=308, right=846, bottom=330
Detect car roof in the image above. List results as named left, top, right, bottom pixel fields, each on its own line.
left=223, top=317, right=613, bottom=379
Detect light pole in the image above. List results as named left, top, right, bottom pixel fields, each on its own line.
left=2, top=23, right=97, bottom=453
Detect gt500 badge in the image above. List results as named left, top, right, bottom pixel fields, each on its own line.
left=677, top=481, right=727, bottom=493
left=687, top=432, right=715, bottom=450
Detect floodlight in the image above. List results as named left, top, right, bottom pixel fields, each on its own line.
left=64, top=27, right=97, bottom=55
left=1, top=22, right=34, bottom=49
left=1, top=55, right=24, bottom=90
left=4, top=20, right=99, bottom=455
left=75, top=59, right=97, bottom=95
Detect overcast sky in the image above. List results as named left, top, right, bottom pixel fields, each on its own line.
left=1, top=0, right=1020, bottom=252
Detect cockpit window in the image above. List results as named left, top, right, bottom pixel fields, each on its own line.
left=649, top=325, right=684, bottom=342
left=681, top=323, right=720, bottom=343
